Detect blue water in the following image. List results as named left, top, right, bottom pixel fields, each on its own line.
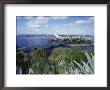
left=16, top=36, right=94, bottom=52
left=80, top=46, right=94, bottom=51
left=17, top=36, right=51, bottom=49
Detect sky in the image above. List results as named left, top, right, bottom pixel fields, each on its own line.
left=16, top=16, right=94, bottom=35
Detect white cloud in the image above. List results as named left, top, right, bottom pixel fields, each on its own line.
left=17, top=16, right=94, bottom=35
left=62, top=23, right=74, bottom=27
left=36, top=16, right=49, bottom=25
left=26, top=16, right=49, bottom=29
left=74, top=17, right=94, bottom=24
left=25, top=16, right=93, bottom=35
left=25, top=16, right=69, bottom=29
left=28, top=24, right=41, bottom=28
left=44, top=25, right=49, bottom=28
left=75, top=20, right=86, bottom=24
left=51, top=16, right=68, bottom=20
left=24, top=16, right=33, bottom=20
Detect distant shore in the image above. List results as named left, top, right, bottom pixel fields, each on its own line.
left=68, top=44, right=94, bottom=47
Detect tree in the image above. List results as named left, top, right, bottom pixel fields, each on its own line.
left=32, top=48, right=48, bottom=60
left=49, top=47, right=67, bottom=62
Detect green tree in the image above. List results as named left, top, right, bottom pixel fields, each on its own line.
left=49, top=47, right=67, bottom=62
left=32, top=48, right=48, bottom=60
left=30, top=48, right=48, bottom=74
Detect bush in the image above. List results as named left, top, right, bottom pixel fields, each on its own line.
left=16, top=46, right=94, bottom=74
left=69, top=51, right=87, bottom=63
left=32, top=48, right=48, bottom=60
left=49, top=47, right=86, bottom=64
left=16, top=52, right=33, bottom=74
left=49, top=47, right=68, bottom=62
left=16, top=51, right=24, bottom=66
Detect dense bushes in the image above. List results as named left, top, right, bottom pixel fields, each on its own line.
left=16, top=51, right=30, bottom=74
left=49, top=47, right=86, bottom=64
left=31, top=48, right=48, bottom=60
left=16, top=46, right=94, bottom=74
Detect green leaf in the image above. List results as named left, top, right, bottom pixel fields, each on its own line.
left=74, top=61, right=87, bottom=74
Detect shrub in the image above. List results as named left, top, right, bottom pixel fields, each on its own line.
left=31, top=48, right=48, bottom=60
left=74, top=52, right=94, bottom=74
left=49, top=47, right=66, bottom=61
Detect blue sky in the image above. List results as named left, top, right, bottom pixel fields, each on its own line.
left=16, top=16, right=94, bottom=35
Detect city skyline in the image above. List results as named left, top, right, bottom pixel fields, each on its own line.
left=17, top=16, right=94, bottom=35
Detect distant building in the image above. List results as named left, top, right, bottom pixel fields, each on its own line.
left=55, top=34, right=59, bottom=38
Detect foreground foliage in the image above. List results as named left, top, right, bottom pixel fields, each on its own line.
left=16, top=47, right=94, bottom=74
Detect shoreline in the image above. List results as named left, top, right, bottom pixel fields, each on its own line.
left=68, top=44, right=94, bottom=47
